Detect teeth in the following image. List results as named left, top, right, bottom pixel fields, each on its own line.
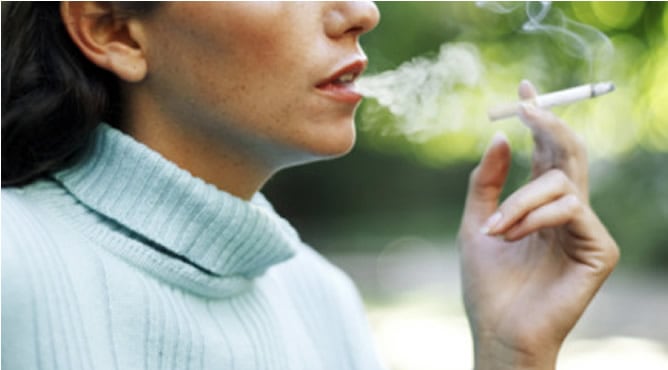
left=336, top=73, right=355, bottom=83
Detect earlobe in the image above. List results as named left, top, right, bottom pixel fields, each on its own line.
left=60, top=1, right=148, bottom=83
left=107, top=39, right=148, bottom=83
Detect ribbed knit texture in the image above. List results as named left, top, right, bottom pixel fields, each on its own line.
left=2, top=124, right=385, bottom=370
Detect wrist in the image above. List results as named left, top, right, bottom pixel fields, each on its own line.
left=473, top=335, right=558, bottom=370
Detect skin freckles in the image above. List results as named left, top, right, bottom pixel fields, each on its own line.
left=55, top=4, right=620, bottom=368
left=119, top=2, right=379, bottom=198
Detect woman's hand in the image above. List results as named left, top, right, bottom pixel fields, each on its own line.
left=458, top=80, right=620, bottom=370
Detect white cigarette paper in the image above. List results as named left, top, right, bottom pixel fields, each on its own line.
left=487, top=81, right=616, bottom=121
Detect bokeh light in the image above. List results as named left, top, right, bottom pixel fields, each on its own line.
left=591, top=2, right=645, bottom=30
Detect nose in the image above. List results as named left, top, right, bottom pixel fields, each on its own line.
left=324, top=1, right=380, bottom=39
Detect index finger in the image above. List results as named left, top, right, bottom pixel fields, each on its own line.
left=517, top=80, right=589, bottom=200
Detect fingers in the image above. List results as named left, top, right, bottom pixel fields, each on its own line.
left=481, top=168, right=578, bottom=237
left=517, top=80, right=589, bottom=199
left=462, top=132, right=512, bottom=227
left=503, top=194, right=581, bottom=241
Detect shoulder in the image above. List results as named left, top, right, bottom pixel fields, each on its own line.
left=2, top=179, right=107, bottom=302
left=270, top=241, right=365, bottom=314
left=3, top=186, right=46, bottom=246
left=2, top=185, right=58, bottom=353
left=2, top=184, right=61, bottom=280
left=254, top=193, right=361, bottom=301
left=2, top=182, right=63, bottom=249
left=267, top=243, right=385, bottom=367
left=2, top=183, right=109, bottom=368
left=296, top=243, right=358, bottom=291
left=1, top=181, right=92, bottom=288
left=252, top=193, right=359, bottom=296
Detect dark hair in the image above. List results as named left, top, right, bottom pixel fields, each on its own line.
left=1, top=2, right=159, bottom=187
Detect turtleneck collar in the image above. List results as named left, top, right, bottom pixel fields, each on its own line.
left=52, top=123, right=298, bottom=297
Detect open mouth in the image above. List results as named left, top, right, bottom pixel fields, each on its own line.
left=315, top=60, right=366, bottom=103
left=317, top=70, right=360, bottom=88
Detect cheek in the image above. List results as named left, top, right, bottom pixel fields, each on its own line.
left=142, top=3, right=353, bottom=156
left=165, top=3, right=307, bottom=68
left=149, top=5, right=310, bottom=113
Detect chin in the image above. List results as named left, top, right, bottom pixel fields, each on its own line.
left=274, top=113, right=358, bottom=169
left=281, top=129, right=356, bottom=169
left=312, top=123, right=357, bottom=158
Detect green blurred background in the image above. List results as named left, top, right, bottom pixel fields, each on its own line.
left=264, top=2, right=667, bottom=367
left=264, top=1, right=668, bottom=270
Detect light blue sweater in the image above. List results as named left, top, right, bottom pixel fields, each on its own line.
left=2, top=124, right=385, bottom=370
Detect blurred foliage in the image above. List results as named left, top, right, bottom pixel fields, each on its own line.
left=264, top=2, right=668, bottom=270
left=358, top=1, right=668, bottom=162
left=590, top=150, right=668, bottom=268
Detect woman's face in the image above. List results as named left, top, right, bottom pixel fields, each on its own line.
left=134, top=2, right=380, bottom=169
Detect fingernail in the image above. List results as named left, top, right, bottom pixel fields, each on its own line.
left=492, top=131, right=508, bottom=144
left=521, top=79, right=535, bottom=87
left=480, top=212, right=503, bottom=235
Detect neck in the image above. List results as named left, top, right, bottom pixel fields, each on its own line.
left=120, top=95, right=274, bottom=201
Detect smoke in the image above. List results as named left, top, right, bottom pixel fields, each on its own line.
left=357, top=43, right=484, bottom=141
left=486, top=1, right=615, bottom=77
left=358, top=2, right=615, bottom=142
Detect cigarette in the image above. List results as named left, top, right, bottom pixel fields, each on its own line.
left=487, top=81, right=615, bottom=121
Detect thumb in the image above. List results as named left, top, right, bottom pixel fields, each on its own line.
left=462, top=132, right=512, bottom=230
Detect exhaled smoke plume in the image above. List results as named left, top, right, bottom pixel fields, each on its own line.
left=358, top=2, right=614, bottom=142
left=357, top=43, right=484, bottom=142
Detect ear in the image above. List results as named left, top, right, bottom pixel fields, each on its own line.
left=60, top=1, right=148, bottom=82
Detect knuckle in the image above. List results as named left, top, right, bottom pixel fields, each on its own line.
left=544, top=111, right=565, bottom=128
left=574, top=133, right=587, bottom=153
left=563, top=193, right=583, bottom=214
left=611, top=245, right=621, bottom=266
left=568, top=133, right=589, bottom=163
left=502, top=197, right=527, bottom=219
left=529, top=109, right=565, bottom=132
left=593, top=236, right=620, bottom=275
left=610, top=250, right=621, bottom=267
left=532, top=115, right=587, bottom=162
left=546, top=168, right=573, bottom=191
left=545, top=167, right=565, bottom=179
left=605, top=240, right=621, bottom=268
left=598, top=246, right=620, bottom=276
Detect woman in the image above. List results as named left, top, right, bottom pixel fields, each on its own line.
left=2, top=2, right=619, bottom=369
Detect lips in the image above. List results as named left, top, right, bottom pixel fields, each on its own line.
left=316, top=60, right=367, bottom=104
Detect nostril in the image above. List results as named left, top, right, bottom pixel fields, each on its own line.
left=345, top=25, right=364, bottom=35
